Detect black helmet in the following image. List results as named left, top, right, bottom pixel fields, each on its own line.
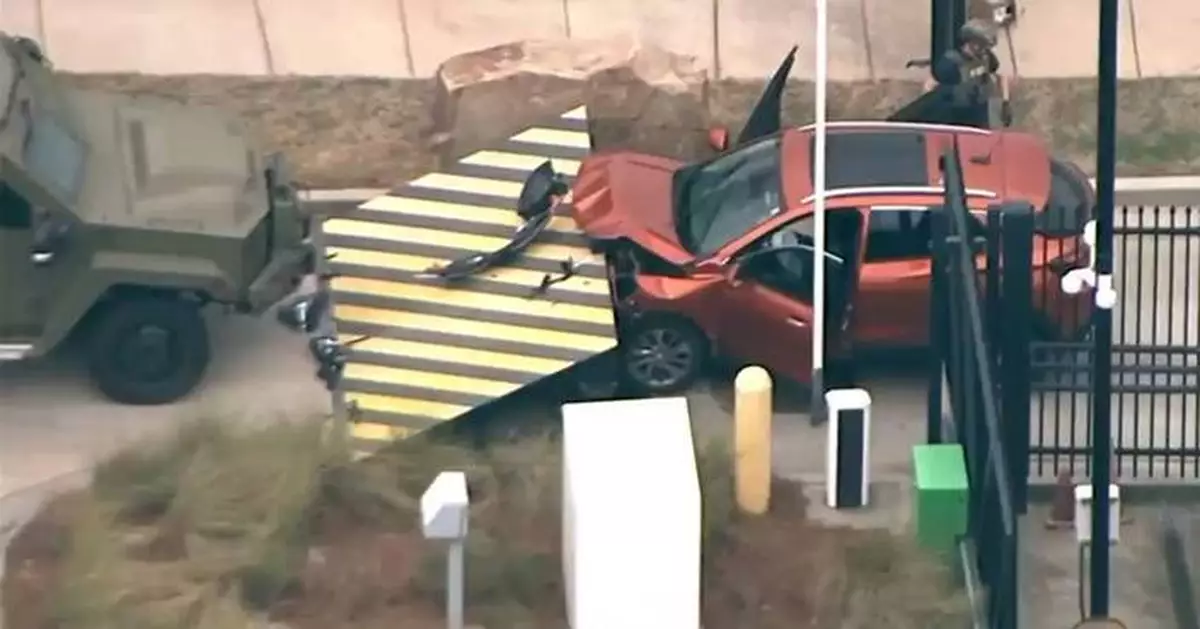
left=960, top=19, right=998, bottom=48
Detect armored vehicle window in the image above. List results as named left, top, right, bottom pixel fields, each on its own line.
left=24, top=110, right=86, bottom=203
left=0, top=184, right=31, bottom=229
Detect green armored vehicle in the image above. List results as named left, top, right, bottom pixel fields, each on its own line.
left=0, top=34, right=313, bottom=404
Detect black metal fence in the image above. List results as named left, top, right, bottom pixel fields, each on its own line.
left=927, top=143, right=1034, bottom=629
left=1030, top=205, right=1200, bottom=478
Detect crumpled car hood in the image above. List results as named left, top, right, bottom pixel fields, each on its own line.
left=570, top=151, right=693, bottom=265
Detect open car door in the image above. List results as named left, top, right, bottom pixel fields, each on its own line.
left=886, top=89, right=955, bottom=125
left=733, top=46, right=798, bottom=148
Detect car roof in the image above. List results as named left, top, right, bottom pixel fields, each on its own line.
left=780, top=121, right=1009, bottom=212
left=815, top=128, right=931, bottom=189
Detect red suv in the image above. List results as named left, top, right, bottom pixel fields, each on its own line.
left=566, top=60, right=1094, bottom=394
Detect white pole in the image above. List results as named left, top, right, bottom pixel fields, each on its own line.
left=447, top=540, right=464, bottom=629
left=811, top=0, right=829, bottom=424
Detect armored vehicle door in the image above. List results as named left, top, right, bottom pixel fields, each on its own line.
left=0, top=184, right=42, bottom=344
left=0, top=182, right=76, bottom=349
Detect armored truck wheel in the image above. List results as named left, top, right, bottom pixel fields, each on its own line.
left=86, top=297, right=210, bottom=405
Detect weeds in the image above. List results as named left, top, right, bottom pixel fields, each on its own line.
left=6, top=415, right=970, bottom=629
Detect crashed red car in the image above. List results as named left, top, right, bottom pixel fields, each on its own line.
left=566, top=52, right=1095, bottom=395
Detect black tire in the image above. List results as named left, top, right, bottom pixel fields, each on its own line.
left=620, top=315, right=708, bottom=396
left=87, top=297, right=210, bottom=405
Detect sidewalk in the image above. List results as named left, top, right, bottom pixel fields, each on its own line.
left=0, top=0, right=1197, bottom=79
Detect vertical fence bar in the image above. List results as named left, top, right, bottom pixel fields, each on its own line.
left=1187, top=208, right=1199, bottom=477
left=1001, top=203, right=1034, bottom=513
left=936, top=143, right=1020, bottom=628
left=1166, top=207, right=1181, bottom=477
left=1192, top=207, right=1199, bottom=479
left=1152, top=205, right=1164, bottom=477
left=1000, top=525, right=1019, bottom=629
left=986, top=211, right=1003, bottom=370
left=1121, top=207, right=1137, bottom=477
left=979, top=456, right=1000, bottom=623
left=962, top=255, right=983, bottom=512
left=1132, top=206, right=1147, bottom=477
left=928, top=203, right=950, bottom=444
left=1090, top=0, right=1120, bottom=611
left=949, top=246, right=970, bottom=456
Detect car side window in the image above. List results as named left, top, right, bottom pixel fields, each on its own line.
left=740, top=209, right=866, bottom=300
left=765, top=215, right=814, bottom=249
left=742, top=246, right=817, bottom=302
left=865, top=207, right=932, bottom=261
left=866, top=206, right=992, bottom=262
left=0, top=184, right=32, bottom=229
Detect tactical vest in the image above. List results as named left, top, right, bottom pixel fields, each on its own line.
left=946, top=50, right=994, bottom=106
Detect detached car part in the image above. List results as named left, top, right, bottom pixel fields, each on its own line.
left=424, top=161, right=568, bottom=281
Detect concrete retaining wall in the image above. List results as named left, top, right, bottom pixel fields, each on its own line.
left=4, top=0, right=1200, bottom=78
left=0, top=0, right=929, bottom=79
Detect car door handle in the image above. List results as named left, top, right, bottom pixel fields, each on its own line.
left=786, top=318, right=808, bottom=328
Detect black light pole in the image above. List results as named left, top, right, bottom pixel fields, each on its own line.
left=930, top=0, right=966, bottom=63
left=1090, top=0, right=1119, bottom=617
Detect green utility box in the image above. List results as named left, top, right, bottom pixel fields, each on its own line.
left=912, top=444, right=969, bottom=555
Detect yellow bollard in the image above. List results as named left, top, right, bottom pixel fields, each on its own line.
left=734, top=365, right=773, bottom=515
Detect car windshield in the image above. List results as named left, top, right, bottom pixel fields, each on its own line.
left=22, top=107, right=86, bottom=204
left=675, top=137, right=783, bottom=255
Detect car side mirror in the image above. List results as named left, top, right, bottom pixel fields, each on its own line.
left=727, top=247, right=779, bottom=283
left=707, top=126, right=730, bottom=152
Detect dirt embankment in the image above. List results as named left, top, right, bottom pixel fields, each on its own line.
left=61, top=71, right=1200, bottom=191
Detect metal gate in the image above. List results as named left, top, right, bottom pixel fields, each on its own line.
left=927, top=141, right=1031, bottom=629
left=1030, top=205, right=1200, bottom=479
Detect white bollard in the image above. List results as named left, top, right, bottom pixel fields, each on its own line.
left=421, top=471, right=470, bottom=629
left=825, top=388, right=872, bottom=509
left=561, top=397, right=701, bottom=629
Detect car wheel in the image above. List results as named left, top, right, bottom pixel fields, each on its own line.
left=621, top=316, right=708, bottom=395
left=87, top=297, right=210, bottom=405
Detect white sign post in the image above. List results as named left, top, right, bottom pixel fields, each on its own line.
left=421, top=471, right=470, bottom=629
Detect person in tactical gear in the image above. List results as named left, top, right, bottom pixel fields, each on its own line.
left=930, top=19, right=1012, bottom=128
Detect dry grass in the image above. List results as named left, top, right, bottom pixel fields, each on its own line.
left=4, top=416, right=969, bottom=629
left=60, top=73, right=1200, bottom=190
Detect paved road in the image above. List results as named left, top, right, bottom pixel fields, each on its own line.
left=0, top=307, right=330, bottom=497
left=0, top=313, right=930, bottom=498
